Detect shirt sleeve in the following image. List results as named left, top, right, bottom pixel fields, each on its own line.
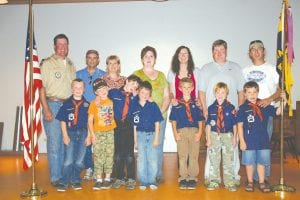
left=153, top=103, right=164, bottom=122
left=55, top=103, right=67, bottom=122
left=169, top=106, right=177, bottom=121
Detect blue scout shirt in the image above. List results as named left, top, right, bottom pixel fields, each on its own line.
left=169, top=98, right=204, bottom=129
left=56, top=96, right=89, bottom=131
left=131, top=101, right=163, bottom=132
left=206, top=100, right=237, bottom=133
left=108, top=87, right=138, bottom=121
left=76, top=68, right=106, bottom=102
left=237, top=99, right=276, bottom=150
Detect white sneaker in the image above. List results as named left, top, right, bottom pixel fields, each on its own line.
left=139, top=185, right=146, bottom=190
left=150, top=184, right=158, bottom=190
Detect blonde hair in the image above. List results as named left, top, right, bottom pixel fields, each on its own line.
left=214, top=82, right=229, bottom=95
left=106, top=55, right=121, bottom=74
left=179, top=77, right=194, bottom=87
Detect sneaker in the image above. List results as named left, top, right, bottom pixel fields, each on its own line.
left=93, top=181, right=102, bottom=190
left=112, top=179, right=125, bottom=189
left=187, top=180, right=196, bottom=189
left=150, top=184, right=158, bottom=190
left=225, top=181, right=237, bottom=192
left=125, top=179, right=136, bottom=190
left=179, top=180, right=187, bottom=189
left=71, top=182, right=82, bottom=191
left=57, top=183, right=67, bottom=192
left=206, top=181, right=219, bottom=191
left=83, top=168, right=93, bottom=180
left=101, top=180, right=112, bottom=189
left=139, top=185, right=146, bottom=190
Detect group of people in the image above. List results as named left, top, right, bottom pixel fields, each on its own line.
left=39, top=33, right=284, bottom=193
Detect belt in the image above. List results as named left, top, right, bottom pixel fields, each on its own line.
left=47, top=97, right=67, bottom=102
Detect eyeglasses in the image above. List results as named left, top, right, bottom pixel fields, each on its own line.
left=89, top=76, right=93, bottom=85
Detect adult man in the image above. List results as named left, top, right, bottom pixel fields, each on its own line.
left=199, top=39, right=244, bottom=189
left=40, top=34, right=76, bottom=186
left=242, top=40, right=280, bottom=183
left=76, top=50, right=106, bottom=180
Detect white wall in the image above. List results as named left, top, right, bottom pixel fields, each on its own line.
left=0, top=0, right=299, bottom=152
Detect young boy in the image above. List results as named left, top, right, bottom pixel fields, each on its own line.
left=205, top=82, right=237, bottom=192
left=131, top=81, right=163, bottom=190
left=88, top=78, right=117, bottom=190
left=108, top=74, right=141, bottom=190
left=169, top=77, right=204, bottom=190
left=237, top=81, right=285, bottom=193
left=56, top=78, right=89, bottom=192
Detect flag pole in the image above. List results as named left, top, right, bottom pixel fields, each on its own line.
left=272, top=0, right=296, bottom=194
left=20, top=0, right=47, bottom=198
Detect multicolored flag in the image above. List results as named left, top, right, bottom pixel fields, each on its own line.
left=20, top=16, right=43, bottom=170
left=276, top=0, right=294, bottom=116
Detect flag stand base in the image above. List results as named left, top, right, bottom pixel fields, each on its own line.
left=271, top=178, right=296, bottom=193
left=20, top=183, right=47, bottom=199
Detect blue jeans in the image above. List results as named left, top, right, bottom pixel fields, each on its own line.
left=60, top=129, right=87, bottom=186
left=157, top=118, right=166, bottom=178
left=242, top=149, right=271, bottom=166
left=254, top=116, right=273, bottom=180
left=137, top=131, right=158, bottom=186
left=43, top=100, right=64, bottom=183
left=84, top=145, right=94, bottom=170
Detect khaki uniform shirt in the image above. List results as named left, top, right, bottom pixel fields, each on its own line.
left=40, top=54, right=76, bottom=99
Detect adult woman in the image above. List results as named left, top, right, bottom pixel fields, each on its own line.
left=102, top=55, right=127, bottom=89
left=133, top=46, right=170, bottom=183
left=167, top=46, right=201, bottom=101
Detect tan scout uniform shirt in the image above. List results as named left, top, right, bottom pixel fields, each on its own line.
left=40, top=54, right=76, bottom=99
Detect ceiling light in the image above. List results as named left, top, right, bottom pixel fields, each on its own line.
left=0, top=0, right=8, bottom=4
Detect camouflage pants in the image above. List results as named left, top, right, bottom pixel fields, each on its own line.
left=207, top=131, right=235, bottom=186
left=93, top=130, right=114, bottom=176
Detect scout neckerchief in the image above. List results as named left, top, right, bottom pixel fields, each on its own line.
left=248, top=101, right=263, bottom=121
left=121, top=91, right=131, bottom=121
left=178, top=98, right=193, bottom=124
left=72, top=99, right=84, bottom=126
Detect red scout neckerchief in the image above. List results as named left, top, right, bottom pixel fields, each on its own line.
left=216, top=103, right=225, bottom=136
left=72, top=99, right=84, bottom=126
left=178, top=98, right=193, bottom=124
left=248, top=101, right=263, bottom=121
left=121, top=91, right=131, bottom=121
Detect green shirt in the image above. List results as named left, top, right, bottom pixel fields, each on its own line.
left=134, top=69, right=168, bottom=118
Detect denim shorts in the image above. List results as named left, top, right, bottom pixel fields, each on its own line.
left=242, top=149, right=270, bottom=166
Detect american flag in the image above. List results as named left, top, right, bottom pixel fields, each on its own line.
left=20, top=20, right=43, bottom=170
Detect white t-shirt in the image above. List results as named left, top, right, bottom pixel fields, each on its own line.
left=243, top=62, right=279, bottom=103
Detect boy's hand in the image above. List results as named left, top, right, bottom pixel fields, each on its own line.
left=175, top=133, right=181, bottom=141
left=195, top=99, right=202, bottom=109
left=202, top=108, right=208, bottom=120
left=63, top=135, right=70, bottom=145
left=239, top=140, right=247, bottom=151
left=153, top=138, right=159, bottom=147
left=85, top=137, right=91, bottom=146
left=206, top=138, right=211, bottom=147
left=91, top=134, right=96, bottom=144
left=171, top=98, right=179, bottom=106
left=232, top=137, right=237, bottom=147
left=194, top=132, right=201, bottom=142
